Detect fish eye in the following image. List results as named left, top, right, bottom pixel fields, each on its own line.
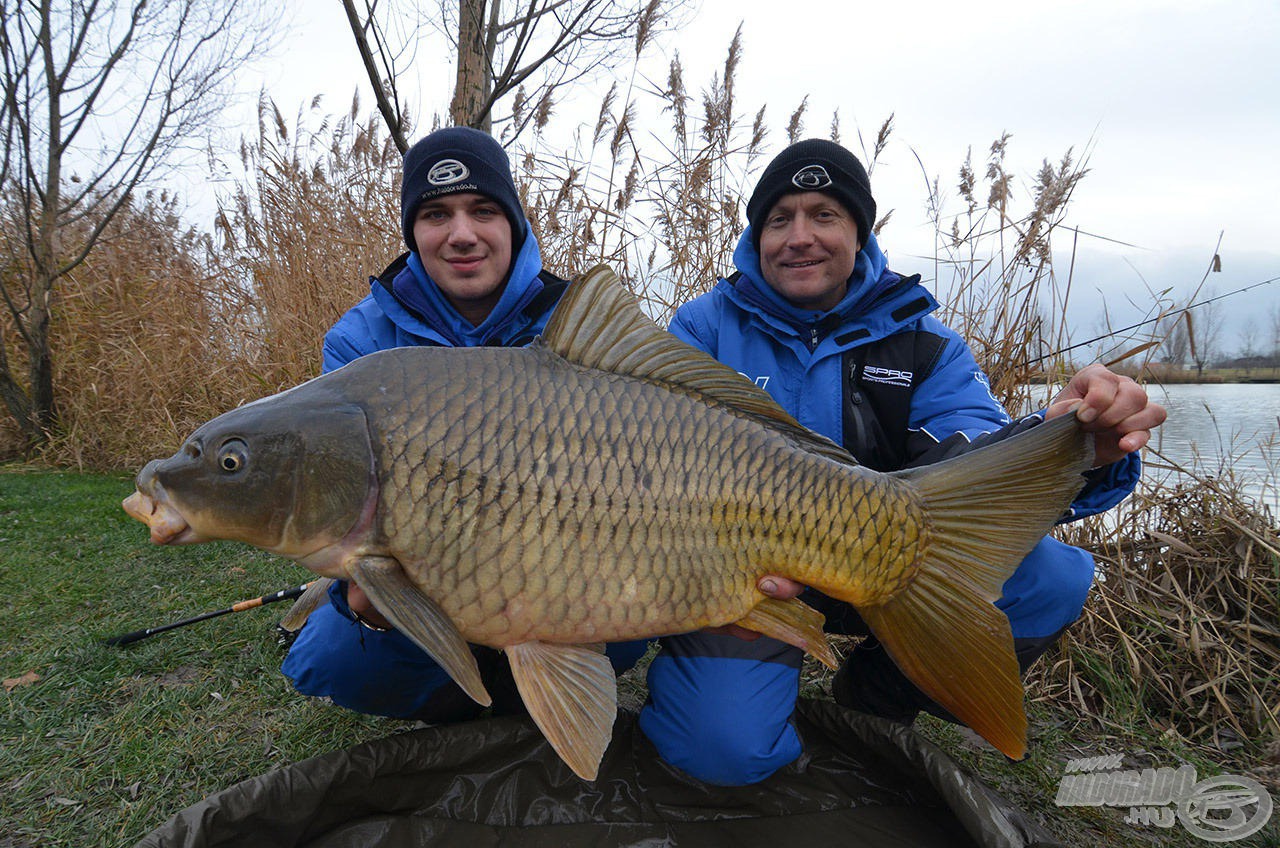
left=216, top=439, right=248, bottom=474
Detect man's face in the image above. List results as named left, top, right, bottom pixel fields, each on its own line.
left=757, top=192, right=859, bottom=312
left=412, top=192, right=514, bottom=326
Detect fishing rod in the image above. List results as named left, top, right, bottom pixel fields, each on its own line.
left=1019, top=275, right=1280, bottom=368
left=104, top=582, right=315, bottom=647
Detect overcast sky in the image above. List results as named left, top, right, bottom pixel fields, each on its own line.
left=217, top=0, right=1279, bottom=357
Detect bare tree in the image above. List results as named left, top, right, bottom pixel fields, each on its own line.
left=1187, top=289, right=1224, bottom=378
left=341, top=0, right=679, bottom=149
left=0, top=0, right=270, bottom=448
left=1270, top=301, right=1280, bottom=365
left=1238, top=318, right=1258, bottom=358
left=1158, top=312, right=1190, bottom=369
left=1237, top=317, right=1258, bottom=375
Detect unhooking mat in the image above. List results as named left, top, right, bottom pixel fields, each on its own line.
left=136, top=699, right=1066, bottom=847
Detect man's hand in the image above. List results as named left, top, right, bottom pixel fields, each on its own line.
left=706, top=575, right=806, bottom=640
left=1045, top=363, right=1167, bottom=467
left=347, top=582, right=394, bottom=630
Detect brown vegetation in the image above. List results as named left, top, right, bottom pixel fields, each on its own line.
left=1044, top=473, right=1279, bottom=780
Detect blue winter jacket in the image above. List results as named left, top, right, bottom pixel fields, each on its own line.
left=284, top=232, right=660, bottom=719
left=322, top=232, right=558, bottom=372
left=670, top=229, right=1140, bottom=517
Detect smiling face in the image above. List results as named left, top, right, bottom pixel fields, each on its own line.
left=412, top=192, right=514, bottom=326
left=757, top=192, right=860, bottom=312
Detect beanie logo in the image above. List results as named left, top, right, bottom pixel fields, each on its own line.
left=792, top=164, right=832, bottom=190
left=427, top=159, right=470, bottom=186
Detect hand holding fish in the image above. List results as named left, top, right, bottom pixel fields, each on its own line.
left=733, top=366, right=1166, bottom=631
left=706, top=577, right=806, bottom=639
left=1045, top=364, right=1167, bottom=466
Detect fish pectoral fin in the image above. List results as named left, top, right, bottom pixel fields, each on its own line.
left=858, top=581, right=1027, bottom=760
left=348, top=556, right=491, bottom=708
left=735, top=597, right=838, bottom=669
left=505, top=641, right=618, bottom=781
left=278, top=577, right=334, bottom=632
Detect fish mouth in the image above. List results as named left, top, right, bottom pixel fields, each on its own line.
left=122, top=489, right=202, bottom=545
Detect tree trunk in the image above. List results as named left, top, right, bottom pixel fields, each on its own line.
left=28, top=270, right=56, bottom=439
left=450, top=0, right=494, bottom=131
left=0, top=357, right=38, bottom=446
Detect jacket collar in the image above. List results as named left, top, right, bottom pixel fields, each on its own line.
left=378, top=232, right=546, bottom=347
left=725, top=229, right=936, bottom=349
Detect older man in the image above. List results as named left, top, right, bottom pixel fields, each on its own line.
left=640, top=138, right=1166, bottom=785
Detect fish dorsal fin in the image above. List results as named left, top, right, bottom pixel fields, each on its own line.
left=539, top=265, right=855, bottom=466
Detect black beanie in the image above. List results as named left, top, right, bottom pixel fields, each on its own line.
left=746, top=139, right=876, bottom=249
left=400, top=126, right=526, bottom=253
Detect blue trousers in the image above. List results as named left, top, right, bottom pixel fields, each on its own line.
left=282, top=537, right=1093, bottom=784
left=281, top=579, right=649, bottom=719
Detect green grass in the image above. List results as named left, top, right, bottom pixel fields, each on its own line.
left=3, top=468, right=1276, bottom=846
left=0, top=468, right=388, bottom=845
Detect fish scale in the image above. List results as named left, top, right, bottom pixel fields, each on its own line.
left=363, top=347, right=850, bottom=646
left=123, top=264, right=1094, bottom=779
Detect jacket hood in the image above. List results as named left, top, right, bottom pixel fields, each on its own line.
left=386, top=231, right=545, bottom=347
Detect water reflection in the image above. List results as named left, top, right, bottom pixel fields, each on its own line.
left=1022, top=383, right=1279, bottom=516
left=1144, top=383, right=1278, bottom=516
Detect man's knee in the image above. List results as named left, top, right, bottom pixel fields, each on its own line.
left=640, top=699, right=801, bottom=785
left=639, top=634, right=803, bottom=785
left=281, top=604, right=462, bottom=719
left=999, top=537, right=1096, bottom=639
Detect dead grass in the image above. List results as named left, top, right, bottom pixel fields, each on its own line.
left=1041, top=470, right=1280, bottom=787
left=214, top=93, right=404, bottom=389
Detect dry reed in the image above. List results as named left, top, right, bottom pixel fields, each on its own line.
left=920, top=135, right=1090, bottom=408
left=215, top=93, right=404, bottom=389
left=10, top=192, right=254, bottom=468
left=1040, top=469, right=1280, bottom=778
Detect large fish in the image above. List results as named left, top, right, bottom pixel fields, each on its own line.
left=123, top=266, right=1092, bottom=780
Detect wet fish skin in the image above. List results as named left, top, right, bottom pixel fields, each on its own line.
left=123, top=265, right=1093, bottom=780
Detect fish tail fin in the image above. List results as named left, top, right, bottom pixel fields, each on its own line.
left=857, top=413, right=1094, bottom=759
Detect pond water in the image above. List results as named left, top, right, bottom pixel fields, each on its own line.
left=1021, top=382, right=1279, bottom=516
left=1143, top=382, right=1279, bottom=515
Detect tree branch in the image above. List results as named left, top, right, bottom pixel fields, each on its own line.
left=341, top=0, right=408, bottom=153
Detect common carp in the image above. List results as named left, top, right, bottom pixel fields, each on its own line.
left=123, top=265, right=1093, bottom=780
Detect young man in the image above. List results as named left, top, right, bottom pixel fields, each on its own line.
left=639, top=138, right=1166, bottom=785
left=281, top=126, right=647, bottom=719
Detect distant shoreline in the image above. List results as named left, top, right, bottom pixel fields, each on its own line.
left=1030, top=368, right=1280, bottom=386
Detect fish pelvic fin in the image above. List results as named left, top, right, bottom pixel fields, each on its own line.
left=537, top=265, right=855, bottom=466
left=736, top=597, right=838, bottom=669
left=278, top=577, right=334, bottom=632
left=348, top=556, right=491, bottom=708
left=858, top=412, right=1095, bottom=760
left=505, top=641, right=618, bottom=781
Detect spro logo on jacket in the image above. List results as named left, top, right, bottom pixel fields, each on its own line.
left=861, top=366, right=913, bottom=388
